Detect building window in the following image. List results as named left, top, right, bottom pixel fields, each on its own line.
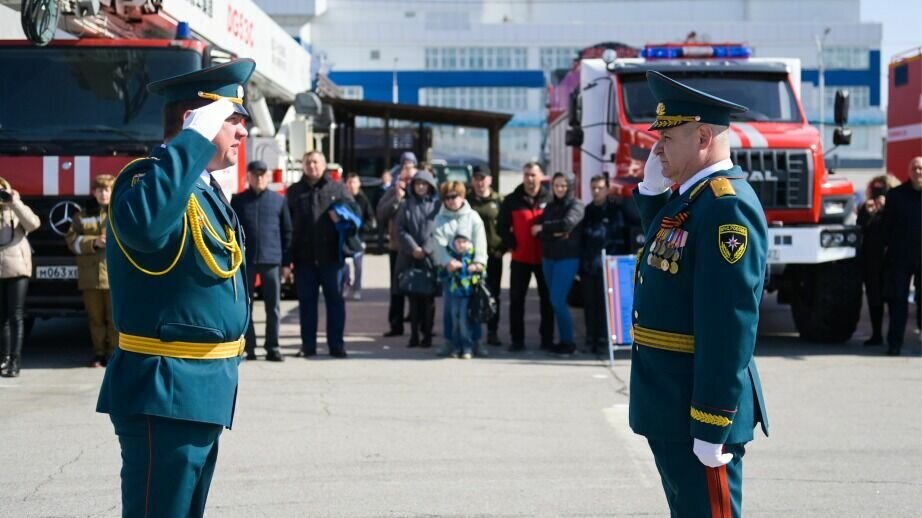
left=540, top=47, right=579, bottom=70
left=424, top=47, right=528, bottom=70
left=370, top=50, right=380, bottom=60
left=420, top=87, right=528, bottom=111
left=825, top=85, right=870, bottom=109
left=340, top=86, right=364, bottom=100
left=822, top=47, right=870, bottom=70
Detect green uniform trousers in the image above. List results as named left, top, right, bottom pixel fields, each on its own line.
left=647, top=440, right=745, bottom=518
left=82, top=289, right=117, bottom=357
left=111, top=414, right=223, bottom=518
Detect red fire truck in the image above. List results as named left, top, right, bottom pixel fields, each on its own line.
left=548, top=42, right=861, bottom=342
left=0, top=0, right=311, bottom=329
left=887, top=47, right=922, bottom=179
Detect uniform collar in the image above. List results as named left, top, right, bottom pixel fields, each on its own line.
left=678, top=158, right=734, bottom=195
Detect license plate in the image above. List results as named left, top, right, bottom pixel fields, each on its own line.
left=35, top=266, right=78, bottom=280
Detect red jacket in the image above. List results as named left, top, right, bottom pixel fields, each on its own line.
left=498, top=183, right=551, bottom=265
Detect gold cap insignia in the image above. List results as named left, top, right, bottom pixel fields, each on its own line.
left=656, top=102, right=666, bottom=116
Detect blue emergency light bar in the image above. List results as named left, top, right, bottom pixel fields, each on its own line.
left=642, top=45, right=752, bottom=60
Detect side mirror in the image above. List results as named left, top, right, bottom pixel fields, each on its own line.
left=833, top=90, right=849, bottom=126
left=565, top=128, right=584, bottom=147
left=832, top=127, right=852, bottom=146
left=568, top=90, right=581, bottom=127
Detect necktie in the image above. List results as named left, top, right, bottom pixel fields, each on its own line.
left=208, top=175, right=238, bottom=226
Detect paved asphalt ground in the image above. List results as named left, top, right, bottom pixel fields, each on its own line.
left=1, top=253, right=920, bottom=517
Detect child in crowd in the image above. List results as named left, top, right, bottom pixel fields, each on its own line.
left=444, top=233, right=483, bottom=359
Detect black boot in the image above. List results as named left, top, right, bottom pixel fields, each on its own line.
left=0, top=355, right=8, bottom=374
left=6, top=355, right=19, bottom=377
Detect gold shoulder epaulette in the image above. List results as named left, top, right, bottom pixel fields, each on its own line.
left=709, top=177, right=736, bottom=198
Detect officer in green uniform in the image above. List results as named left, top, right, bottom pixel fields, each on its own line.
left=629, top=71, right=769, bottom=518
left=96, top=59, right=255, bottom=518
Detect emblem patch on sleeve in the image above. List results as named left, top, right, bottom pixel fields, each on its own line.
left=718, top=224, right=748, bottom=264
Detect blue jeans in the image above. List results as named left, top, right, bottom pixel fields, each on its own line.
left=295, top=262, right=346, bottom=354
left=447, top=294, right=474, bottom=353
left=342, top=252, right=364, bottom=292
left=542, top=258, right=579, bottom=343
left=442, top=284, right=482, bottom=345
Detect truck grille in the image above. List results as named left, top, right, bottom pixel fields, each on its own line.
left=730, top=149, right=813, bottom=209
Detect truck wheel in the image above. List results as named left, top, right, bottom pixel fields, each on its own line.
left=789, top=259, right=863, bottom=343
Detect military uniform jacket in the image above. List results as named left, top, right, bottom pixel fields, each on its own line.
left=629, top=166, right=769, bottom=445
left=96, top=129, right=248, bottom=428
left=65, top=205, right=110, bottom=290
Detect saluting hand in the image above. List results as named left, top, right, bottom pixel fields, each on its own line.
left=640, top=142, right=672, bottom=193
left=182, top=99, right=236, bottom=142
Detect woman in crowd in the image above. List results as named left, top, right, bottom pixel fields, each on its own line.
left=431, top=181, right=487, bottom=357
left=533, top=172, right=584, bottom=355
left=395, top=170, right=441, bottom=348
left=0, top=177, right=40, bottom=377
left=858, top=174, right=901, bottom=346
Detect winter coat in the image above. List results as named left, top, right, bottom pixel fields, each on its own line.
left=882, top=182, right=922, bottom=270
left=286, top=173, right=354, bottom=266
left=395, top=171, right=440, bottom=276
left=376, top=185, right=404, bottom=252
left=537, top=186, right=584, bottom=260
left=230, top=188, right=292, bottom=266
left=498, top=183, right=551, bottom=265
left=432, top=200, right=488, bottom=269
left=445, top=245, right=478, bottom=297
left=468, top=190, right=505, bottom=258
left=65, top=204, right=110, bottom=290
left=354, top=190, right=377, bottom=234
left=580, top=197, right=630, bottom=274
left=0, top=198, right=40, bottom=279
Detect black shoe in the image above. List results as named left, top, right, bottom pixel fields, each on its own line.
left=245, top=351, right=258, bottom=361
left=90, top=355, right=106, bottom=368
left=383, top=330, right=404, bottom=337
left=296, top=349, right=317, bottom=358
left=886, top=346, right=902, bottom=356
left=2, top=355, right=19, bottom=377
left=486, top=332, right=502, bottom=346
left=266, top=350, right=285, bottom=362
left=407, top=338, right=419, bottom=348
left=540, top=342, right=553, bottom=351
left=420, top=337, right=432, bottom=348
left=330, top=350, right=348, bottom=358
left=0, top=356, right=8, bottom=373
left=864, top=336, right=883, bottom=346
left=508, top=343, right=525, bottom=352
left=550, top=342, right=577, bottom=355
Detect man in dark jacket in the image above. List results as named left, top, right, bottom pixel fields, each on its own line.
left=468, top=166, right=505, bottom=347
left=231, top=160, right=292, bottom=361
left=286, top=150, right=356, bottom=358
left=881, top=156, right=922, bottom=356
left=579, top=174, right=630, bottom=353
left=498, top=162, right=554, bottom=351
left=377, top=153, right=418, bottom=336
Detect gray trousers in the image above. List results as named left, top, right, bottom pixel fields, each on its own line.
left=245, top=264, right=281, bottom=354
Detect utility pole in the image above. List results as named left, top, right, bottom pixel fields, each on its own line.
left=815, top=27, right=831, bottom=145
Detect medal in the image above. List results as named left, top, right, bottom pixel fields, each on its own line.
left=669, top=261, right=679, bottom=274
left=660, top=259, right=670, bottom=271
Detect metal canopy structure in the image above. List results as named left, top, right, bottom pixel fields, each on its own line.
left=321, top=97, right=513, bottom=183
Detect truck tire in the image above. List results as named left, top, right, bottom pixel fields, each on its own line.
left=789, top=259, right=863, bottom=343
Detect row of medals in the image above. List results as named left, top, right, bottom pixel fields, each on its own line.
left=647, top=226, right=688, bottom=275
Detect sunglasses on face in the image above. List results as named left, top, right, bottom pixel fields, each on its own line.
left=444, top=194, right=460, bottom=201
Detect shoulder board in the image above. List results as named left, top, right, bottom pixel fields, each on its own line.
left=709, top=177, right=736, bottom=198
left=112, top=156, right=158, bottom=190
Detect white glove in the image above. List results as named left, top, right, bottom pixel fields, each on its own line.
left=693, top=439, right=733, bottom=468
left=639, top=142, right=672, bottom=194
left=182, top=99, right=235, bottom=141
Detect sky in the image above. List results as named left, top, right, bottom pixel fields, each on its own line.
left=860, top=0, right=922, bottom=107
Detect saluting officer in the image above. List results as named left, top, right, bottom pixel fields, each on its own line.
left=96, top=59, right=255, bottom=518
left=630, top=71, right=769, bottom=517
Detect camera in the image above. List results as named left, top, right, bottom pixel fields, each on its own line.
left=0, top=190, right=11, bottom=203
